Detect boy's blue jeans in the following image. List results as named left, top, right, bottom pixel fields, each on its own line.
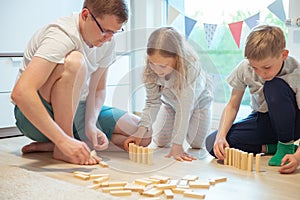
left=206, top=78, right=300, bottom=156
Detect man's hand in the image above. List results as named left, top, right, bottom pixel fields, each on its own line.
left=86, top=125, right=109, bottom=151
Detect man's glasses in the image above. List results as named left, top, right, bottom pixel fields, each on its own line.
left=87, top=8, right=124, bottom=35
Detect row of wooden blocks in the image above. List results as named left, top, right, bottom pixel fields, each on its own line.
left=128, top=143, right=154, bottom=164
left=73, top=171, right=227, bottom=199
left=224, top=147, right=261, bottom=172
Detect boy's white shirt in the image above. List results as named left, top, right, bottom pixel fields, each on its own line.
left=227, top=56, right=300, bottom=112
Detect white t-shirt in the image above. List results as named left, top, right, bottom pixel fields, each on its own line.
left=18, top=13, right=116, bottom=101
left=227, top=56, right=300, bottom=112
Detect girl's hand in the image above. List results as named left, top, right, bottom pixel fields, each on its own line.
left=166, top=143, right=196, bottom=162
left=213, top=137, right=229, bottom=160
left=278, top=154, right=300, bottom=174
left=123, top=127, right=148, bottom=151
left=124, top=136, right=142, bottom=151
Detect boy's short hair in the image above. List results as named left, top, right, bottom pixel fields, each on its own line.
left=244, top=25, right=286, bottom=60
left=83, top=0, right=128, bottom=23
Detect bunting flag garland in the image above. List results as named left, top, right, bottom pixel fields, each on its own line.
left=244, top=13, right=260, bottom=30
left=204, top=23, right=217, bottom=48
left=167, top=0, right=287, bottom=49
left=228, top=21, right=243, bottom=48
left=168, top=4, right=180, bottom=25
left=184, top=16, right=197, bottom=38
left=267, top=0, right=286, bottom=22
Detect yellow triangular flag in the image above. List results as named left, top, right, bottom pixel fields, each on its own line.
left=168, top=4, right=180, bottom=25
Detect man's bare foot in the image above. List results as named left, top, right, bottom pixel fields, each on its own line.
left=22, top=142, right=55, bottom=153
left=53, top=146, right=99, bottom=165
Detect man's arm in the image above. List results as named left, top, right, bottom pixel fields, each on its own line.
left=84, top=67, right=109, bottom=150
left=214, top=88, right=244, bottom=159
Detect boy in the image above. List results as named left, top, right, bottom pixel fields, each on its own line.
left=205, top=25, right=300, bottom=174
left=11, top=0, right=146, bottom=165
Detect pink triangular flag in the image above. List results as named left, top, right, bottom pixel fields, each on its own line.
left=228, top=21, right=243, bottom=48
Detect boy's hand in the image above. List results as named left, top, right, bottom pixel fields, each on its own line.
left=213, top=137, right=229, bottom=160
left=278, top=154, right=300, bottom=174
left=166, top=143, right=196, bottom=162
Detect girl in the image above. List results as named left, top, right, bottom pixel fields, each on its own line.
left=124, top=27, right=213, bottom=161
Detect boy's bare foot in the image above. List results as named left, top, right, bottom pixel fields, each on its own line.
left=53, top=146, right=99, bottom=165
left=22, top=142, right=55, bottom=153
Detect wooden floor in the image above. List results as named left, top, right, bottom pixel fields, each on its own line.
left=0, top=133, right=299, bottom=200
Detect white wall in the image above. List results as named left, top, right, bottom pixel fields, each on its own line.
left=0, top=0, right=83, bottom=53
left=288, top=0, right=300, bottom=59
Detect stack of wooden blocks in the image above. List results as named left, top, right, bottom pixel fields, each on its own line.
left=224, top=147, right=261, bottom=172
left=128, top=143, right=154, bottom=164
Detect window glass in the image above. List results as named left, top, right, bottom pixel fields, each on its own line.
left=182, top=0, right=289, bottom=105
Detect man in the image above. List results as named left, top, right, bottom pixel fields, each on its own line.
left=11, top=0, right=150, bottom=165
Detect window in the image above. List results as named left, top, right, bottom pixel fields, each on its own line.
left=169, top=0, right=289, bottom=105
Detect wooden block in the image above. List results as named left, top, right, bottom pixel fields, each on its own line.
left=129, top=143, right=134, bottom=160
left=89, top=173, right=110, bottom=179
left=154, top=184, right=176, bottom=190
left=139, top=185, right=154, bottom=194
left=144, top=178, right=161, bottom=184
left=148, top=148, right=154, bottom=164
left=135, top=179, right=153, bottom=186
left=224, top=147, right=229, bottom=165
left=99, top=161, right=109, bottom=168
left=208, top=179, right=216, bottom=185
left=171, top=188, right=192, bottom=194
left=90, top=150, right=100, bottom=160
left=237, top=150, right=242, bottom=169
left=247, top=153, right=254, bottom=171
left=168, top=179, right=179, bottom=185
left=229, top=148, right=233, bottom=166
left=107, top=181, right=128, bottom=187
left=73, top=173, right=90, bottom=180
left=164, top=189, right=174, bottom=199
left=182, top=175, right=198, bottom=181
left=189, top=180, right=210, bottom=189
left=142, top=188, right=163, bottom=197
left=214, top=176, right=227, bottom=183
left=132, top=144, right=137, bottom=162
left=93, top=176, right=109, bottom=184
left=149, top=175, right=170, bottom=183
left=142, top=147, right=148, bottom=164
left=137, top=146, right=143, bottom=163
left=241, top=152, right=248, bottom=170
left=183, top=191, right=205, bottom=199
left=99, top=182, right=109, bottom=187
left=73, top=171, right=90, bottom=176
left=256, top=153, right=261, bottom=172
left=124, top=183, right=145, bottom=193
left=110, top=190, right=132, bottom=196
left=102, top=186, right=124, bottom=193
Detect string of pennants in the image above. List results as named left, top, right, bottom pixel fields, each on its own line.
left=167, top=0, right=287, bottom=49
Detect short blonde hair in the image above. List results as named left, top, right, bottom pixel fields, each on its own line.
left=244, top=25, right=285, bottom=60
